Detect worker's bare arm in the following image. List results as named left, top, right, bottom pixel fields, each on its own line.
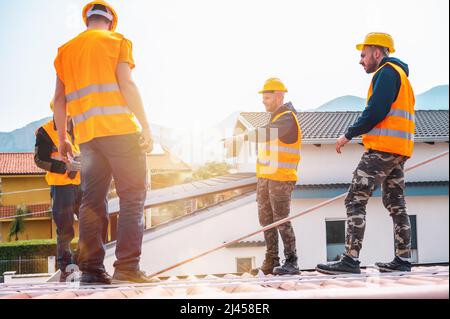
left=116, top=62, right=153, bottom=153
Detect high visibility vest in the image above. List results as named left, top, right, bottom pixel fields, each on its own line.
left=362, top=62, right=415, bottom=157
left=256, top=111, right=302, bottom=182
left=55, top=30, right=140, bottom=145
left=39, top=121, right=81, bottom=186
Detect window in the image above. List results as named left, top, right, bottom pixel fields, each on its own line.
left=326, top=220, right=346, bottom=262
left=236, top=257, right=254, bottom=273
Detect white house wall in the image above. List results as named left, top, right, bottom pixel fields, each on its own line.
left=104, top=192, right=448, bottom=276
left=236, top=142, right=449, bottom=184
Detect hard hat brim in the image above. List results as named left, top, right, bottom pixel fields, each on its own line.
left=258, top=89, right=288, bottom=94
left=356, top=43, right=395, bottom=53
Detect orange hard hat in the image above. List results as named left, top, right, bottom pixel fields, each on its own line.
left=82, top=1, right=118, bottom=32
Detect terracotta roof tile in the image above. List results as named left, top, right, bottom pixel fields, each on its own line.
left=0, top=153, right=44, bottom=175
left=0, top=265, right=448, bottom=299
left=147, top=147, right=191, bottom=172
left=34, top=291, right=78, bottom=299
left=0, top=150, right=191, bottom=176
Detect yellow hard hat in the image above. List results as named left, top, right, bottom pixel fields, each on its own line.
left=258, top=78, right=288, bottom=94
left=82, top=1, right=118, bottom=32
left=356, top=32, right=395, bottom=53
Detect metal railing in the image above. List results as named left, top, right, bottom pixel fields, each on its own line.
left=0, top=256, right=48, bottom=276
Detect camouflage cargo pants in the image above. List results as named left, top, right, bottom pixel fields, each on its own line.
left=257, top=178, right=297, bottom=259
left=345, top=149, right=411, bottom=259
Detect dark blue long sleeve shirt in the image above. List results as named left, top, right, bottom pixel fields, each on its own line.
left=345, top=57, right=410, bottom=140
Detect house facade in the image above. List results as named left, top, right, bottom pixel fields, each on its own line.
left=103, top=110, right=448, bottom=277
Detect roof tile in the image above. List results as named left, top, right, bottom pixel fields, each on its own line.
left=0, top=265, right=448, bottom=299
left=0, top=153, right=44, bottom=175
left=239, top=110, right=449, bottom=142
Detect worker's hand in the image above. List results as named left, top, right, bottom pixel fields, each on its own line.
left=139, top=128, right=154, bottom=154
left=336, top=135, right=350, bottom=154
left=58, top=139, right=74, bottom=162
left=66, top=157, right=81, bottom=172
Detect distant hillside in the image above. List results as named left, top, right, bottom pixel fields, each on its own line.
left=415, top=85, right=449, bottom=109
left=315, top=95, right=365, bottom=112
left=0, top=118, right=174, bottom=153
left=316, top=84, right=448, bottom=111
left=0, top=117, right=51, bottom=152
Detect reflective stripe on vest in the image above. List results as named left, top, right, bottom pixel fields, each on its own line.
left=365, top=128, right=414, bottom=141
left=257, top=159, right=298, bottom=169
left=256, top=110, right=302, bottom=182
left=362, top=62, right=415, bottom=157
left=388, top=108, right=414, bottom=122
left=258, top=145, right=301, bottom=155
left=66, top=83, right=120, bottom=103
left=72, top=105, right=131, bottom=125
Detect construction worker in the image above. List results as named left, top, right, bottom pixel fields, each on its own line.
left=316, top=33, right=415, bottom=275
left=34, top=101, right=81, bottom=282
left=253, top=78, right=302, bottom=275
left=53, top=1, right=154, bottom=285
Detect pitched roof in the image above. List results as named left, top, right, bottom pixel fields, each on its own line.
left=108, top=173, right=257, bottom=214
left=0, top=265, right=447, bottom=299
left=148, top=144, right=191, bottom=173
left=239, top=110, right=449, bottom=143
left=0, top=153, right=44, bottom=176
left=0, top=204, right=50, bottom=219
left=0, top=147, right=191, bottom=176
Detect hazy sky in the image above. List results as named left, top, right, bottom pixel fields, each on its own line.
left=0, top=0, right=448, bottom=132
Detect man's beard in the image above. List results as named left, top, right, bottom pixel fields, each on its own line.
left=366, top=59, right=378, bottom=73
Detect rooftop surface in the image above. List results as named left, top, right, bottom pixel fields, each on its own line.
left=0, top=265, right=447, bottom=299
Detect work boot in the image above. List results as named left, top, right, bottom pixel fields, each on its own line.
left=80, top=271, right=112, bottom=285
left=258, top=255, right=280, bottom=275
left=59, top=262, right=79, bottom=283
left=273, top=255, right=300, bottom=276
left=59, top=271, right=69, bottom=283
left=112, top=269, right=161, bottom=284
left=60, top=270, right=80, bottom=283
left=375, top=256, right=411, bottom=273
left=316, top=254, right=361, bottom=275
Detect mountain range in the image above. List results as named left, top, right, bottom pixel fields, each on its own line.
left=315, top=84, right=448, bottom=112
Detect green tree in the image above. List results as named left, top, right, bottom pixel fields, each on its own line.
left=8, top=206, right=28, bottom=242
left=192, top=161, right=231, bottom=181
